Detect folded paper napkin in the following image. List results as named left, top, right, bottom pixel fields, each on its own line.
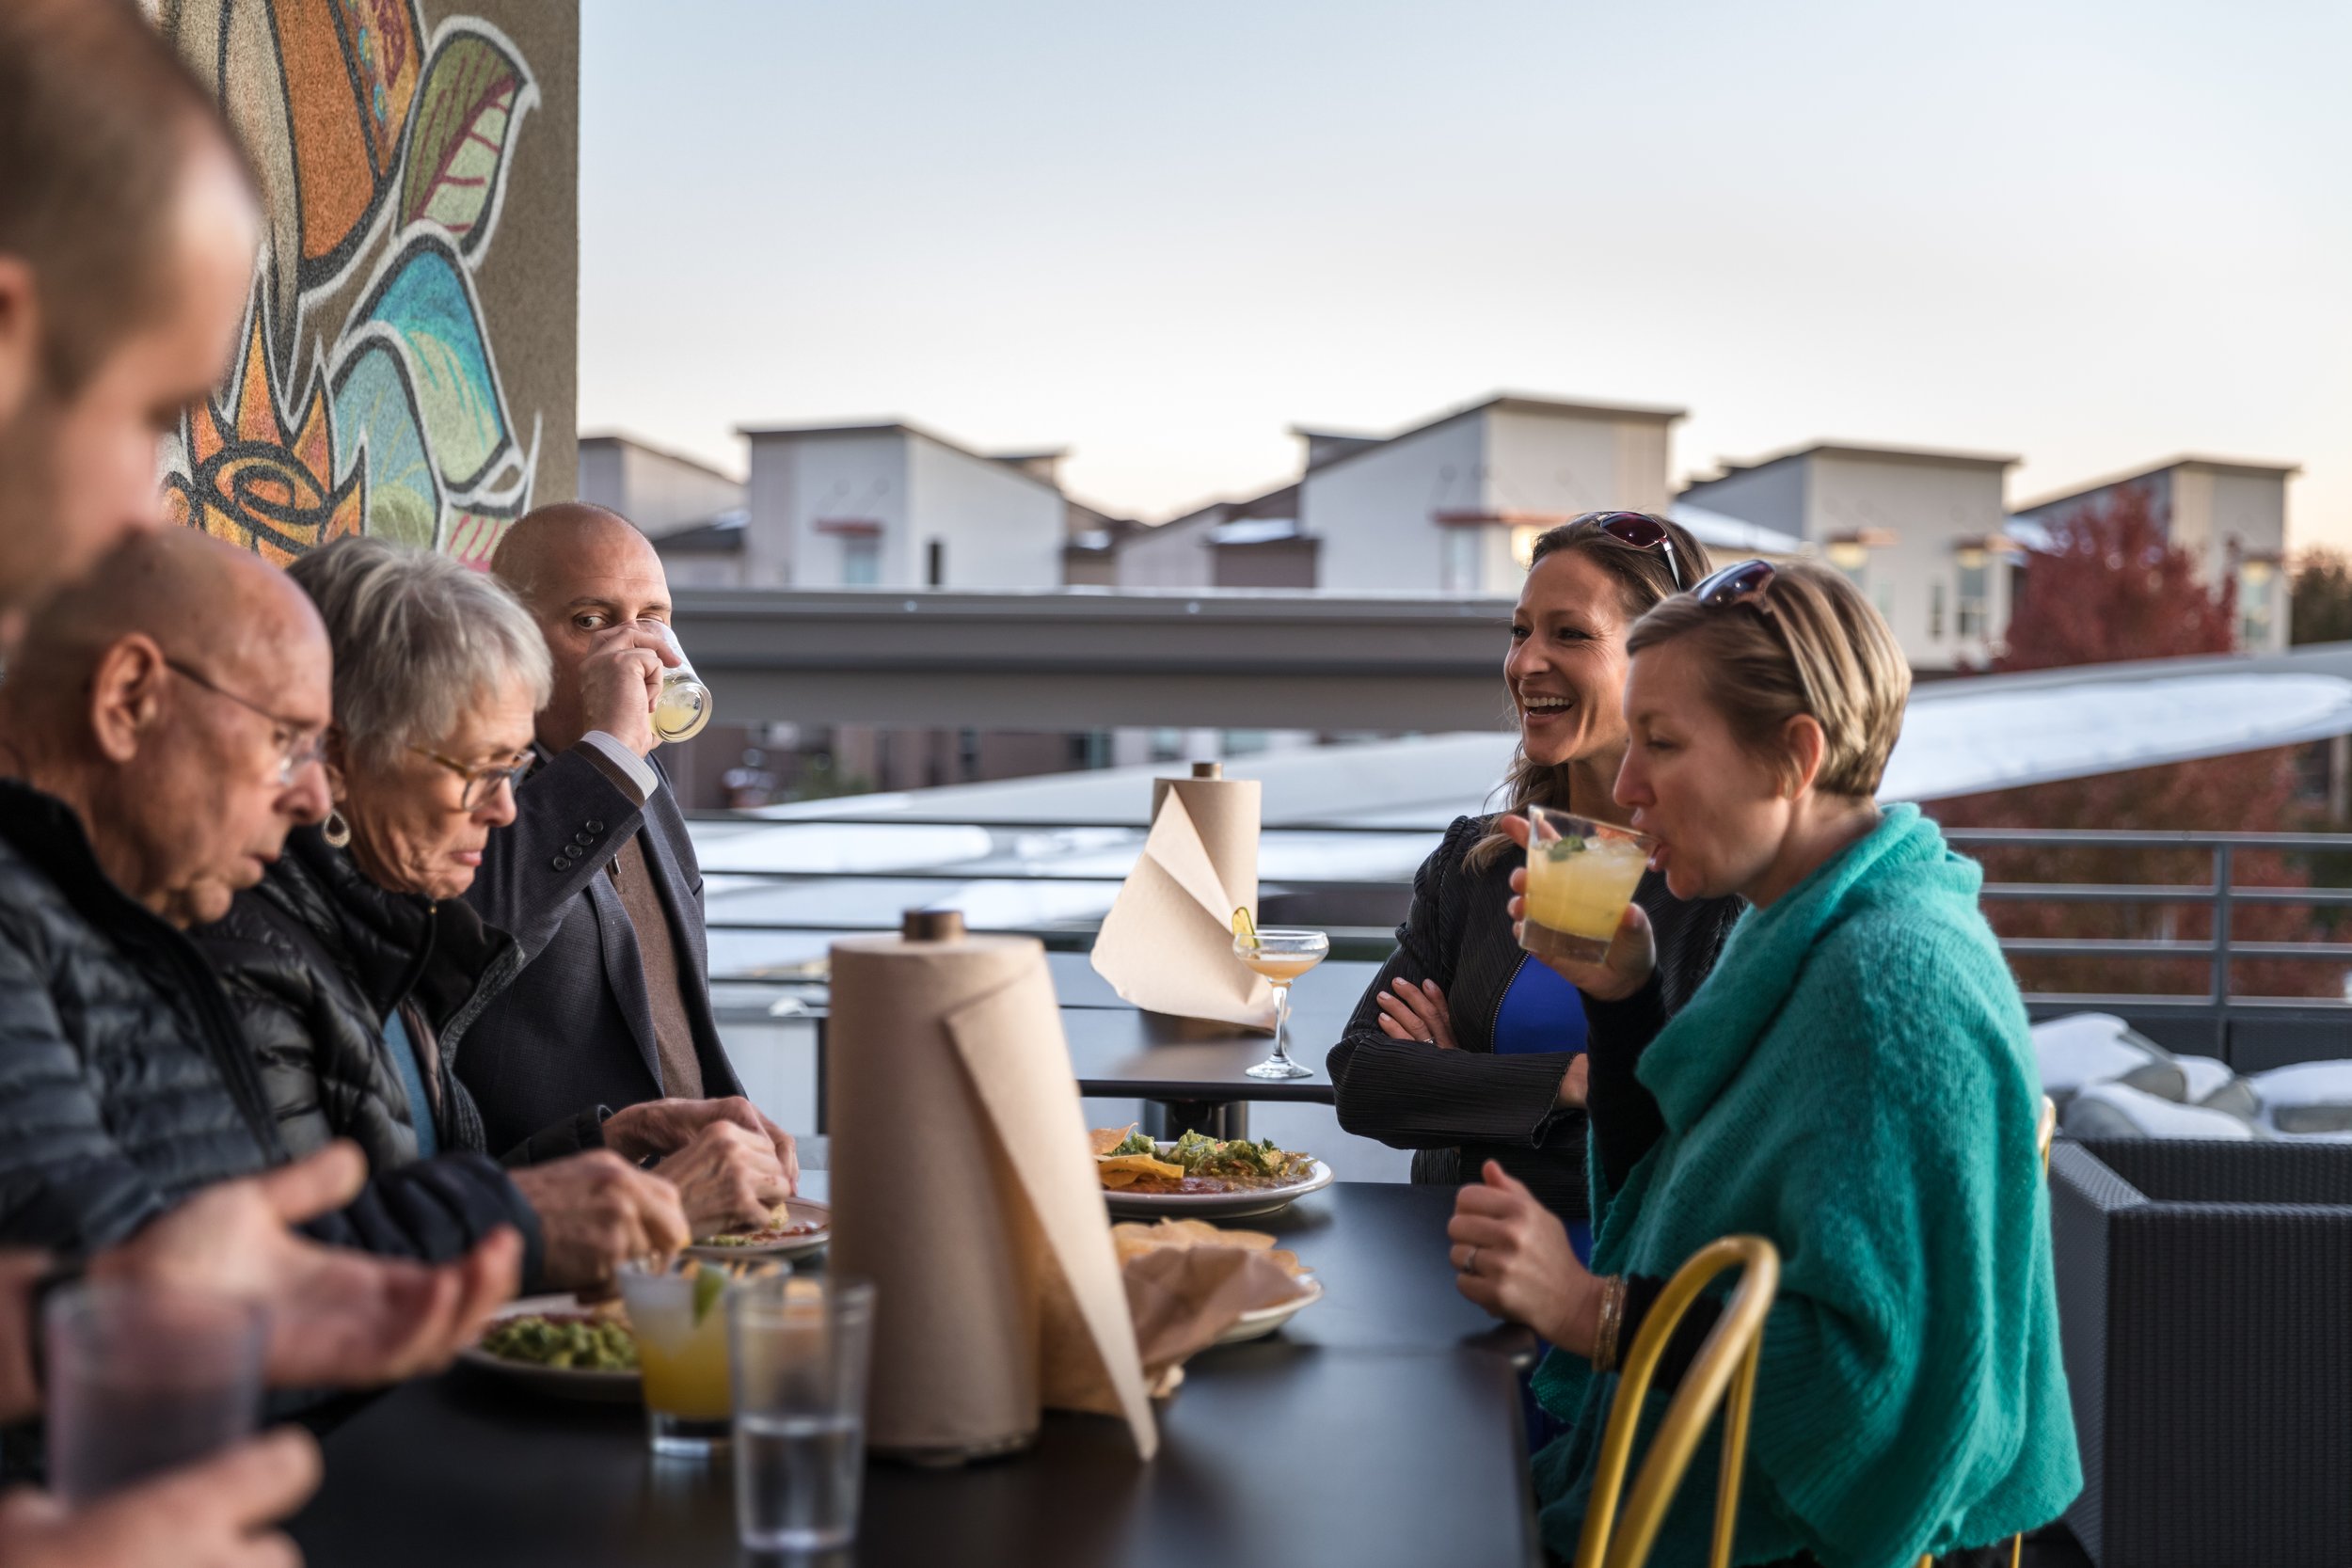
left=1089, top=784, right=1277, bottom=1028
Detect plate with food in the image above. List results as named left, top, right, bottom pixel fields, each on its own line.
left=682, top=1196, right=832, bottom=1262
left=1090, top=1128, right=1335, bottom=1219
left=460, top=1294, right=641, bottom=1403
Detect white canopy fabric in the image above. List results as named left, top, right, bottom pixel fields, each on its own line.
left=1884, top=672, right=2352, bottom=800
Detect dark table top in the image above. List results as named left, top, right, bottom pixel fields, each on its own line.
left=290, top=1182, right=1537, bottom=1568
left=1064, top=1006, right=1346, bottom=1104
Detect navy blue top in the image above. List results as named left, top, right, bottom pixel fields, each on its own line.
left=1491, top=955, right=1590, bottom=1261
left=384, top=1008, right=437, bottom=1160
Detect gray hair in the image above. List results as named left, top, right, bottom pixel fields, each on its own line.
left=286, top=536, right=552, bottom=772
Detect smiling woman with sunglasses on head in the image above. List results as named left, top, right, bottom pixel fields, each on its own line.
left=1451, top=559, right=2080, bottom=1567
left=1327, top=513, right=1743, bottom=1253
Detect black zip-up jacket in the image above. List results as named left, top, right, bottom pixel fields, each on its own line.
left=190, top=826, right=543, bottom=1281
left=0, top=780, right=539, bottom=1274
left=1325, top=813, right=1741, bottom=1222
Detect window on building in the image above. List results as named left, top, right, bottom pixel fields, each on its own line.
left=1148, top=727, right=1184, bottom=763
left=1441, top=530, right=1483, bottom=594
left=1955, top=554, right=1989, bottom=639
left=2239, top=560, right=2277, bottom=649
left=1929, top=582, right=1947, bottom=640
left=927, top=539, right=946, bottom=588
left=1222, top=730, right=1270, bottom=757
left=842, top=536, right=880, bottom=586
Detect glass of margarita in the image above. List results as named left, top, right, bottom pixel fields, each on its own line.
left=618, top=1258, right=746, bottom=1456
left=1232, top=926, right=1329, bottom=1081
left=1519, top=806, right=1654, bottom=965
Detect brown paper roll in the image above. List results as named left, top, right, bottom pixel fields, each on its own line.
left=1149, top=771, right=1260, bottom=921
left=830, top=928, right=1156, bottom=1463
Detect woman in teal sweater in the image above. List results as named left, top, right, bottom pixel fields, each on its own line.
left=1453, top=559, right=2080, bottom=1567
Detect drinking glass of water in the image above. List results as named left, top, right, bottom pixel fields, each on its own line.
left=727, top=1275, right=875, bottom=1553
left=44, top=1282, right=266, bottom=1503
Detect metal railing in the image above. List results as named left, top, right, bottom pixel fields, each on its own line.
left=692, top=816, right=2352, bottom=1061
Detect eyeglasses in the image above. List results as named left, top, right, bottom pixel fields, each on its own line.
left=162, top=657, right=327, bottom=786
left=1577, top=511, right=1685, bottom=591
left=410, top=746, right=533, bottom=813
left=1692, top=557, right=1778, bottom=611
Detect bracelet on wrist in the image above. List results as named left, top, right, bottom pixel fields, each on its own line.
left=1591, top=1274, right=1628, bottom=1373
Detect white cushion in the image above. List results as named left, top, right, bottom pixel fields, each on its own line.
left=2031, top=1013, right=2187, bottom=1104
left=2062, top=1081, right=2260, bottom=1141
left=2249, top=1061, right=2352, bottom=1135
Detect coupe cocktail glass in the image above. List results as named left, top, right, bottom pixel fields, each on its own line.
left=1233, top=927, right=1329, bottom=1081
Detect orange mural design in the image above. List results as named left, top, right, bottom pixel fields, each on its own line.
left=164, top=308, right=365, bottom=567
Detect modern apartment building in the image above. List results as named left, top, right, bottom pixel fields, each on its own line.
left=1679, top=442, right=2020, bottom=673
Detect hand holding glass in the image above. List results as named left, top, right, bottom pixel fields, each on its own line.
left=642, top=620, right=713, bottom=743
left=1518, top=806, right=1653, bottom=965
left=1233, top=927, right=1329, bottom=1080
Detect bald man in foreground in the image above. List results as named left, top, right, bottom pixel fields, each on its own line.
left=0, top=531, right=539, bottom=1274
left=461, top=504, right=797, bottom=1187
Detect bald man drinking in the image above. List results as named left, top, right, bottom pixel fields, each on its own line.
left=464, top=504, right=798, bottom=1188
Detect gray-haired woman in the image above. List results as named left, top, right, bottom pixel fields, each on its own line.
left=191, top=538, right=785, bottom=1287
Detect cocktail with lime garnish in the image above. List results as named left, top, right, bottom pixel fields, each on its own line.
left=1232, top=907, right=1328, bottom=1081
left=1520, top=805, right=1653, bottom=965
left=619, top=1258, right=745, bottom=1456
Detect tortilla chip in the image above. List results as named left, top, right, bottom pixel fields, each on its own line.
left=1088, top=1125, right=1139, bottom=1157
left=1110, top=1219, right=1305, bottom=1277
left=1096, top=1153, right=1184, bottom=1182
left=1099, top=1168, right=1140, bottom=1190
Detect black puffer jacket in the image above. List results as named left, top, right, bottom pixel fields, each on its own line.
left=1326, top=813, right=1742, bottom=1223
left=189, top=827, right=543, bottom=1279
left=0, top=781, right=280, bottom=1249
left=193, top=826, right=520, bottom=1165
left=0, top=779, right=539, bottom=1273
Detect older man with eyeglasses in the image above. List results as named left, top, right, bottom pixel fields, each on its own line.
left=0, top=530, right=692, bottom=1294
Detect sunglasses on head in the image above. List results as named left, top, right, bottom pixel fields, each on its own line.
left=1577, top=511, right=1686, bottom=592
left=1692, top=557, right=1777, bottom=611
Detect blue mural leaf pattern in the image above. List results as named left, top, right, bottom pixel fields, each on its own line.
left=331, top=335, right=443, bottom=548
left=356, top=232, right=514, bottom=495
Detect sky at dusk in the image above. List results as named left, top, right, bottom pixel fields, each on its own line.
left=578, top=0, right=2352, bottom=543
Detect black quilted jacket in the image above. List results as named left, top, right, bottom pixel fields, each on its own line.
left=0, top=780, right=540, bottom=1273
left=192, top=825, right=520, bottom=1166
left=1325, top=813, right=1742, bottom=1223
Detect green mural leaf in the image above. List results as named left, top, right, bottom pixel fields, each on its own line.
left=354, top=232, right=514, bottom=496
left=399, top=26, right=534, bottom=256
left=330, top=334, right=444, bottom=548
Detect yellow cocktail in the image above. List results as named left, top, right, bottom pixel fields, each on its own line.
left=1231, top=916, right=1328, bottom=1081
left=618, top=1259, right=743, bottom=1455
left=1520, top=807, right=1653, bottom=965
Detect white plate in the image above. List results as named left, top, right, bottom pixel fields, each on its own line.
left=458, top=1294, right=640, bottom=1404
left=1212, top=1273, right=1324, bottom=1345
left=1101, top=1153, right=1336, bottom=1220
left=682, top=1196, right=832, bottom=1263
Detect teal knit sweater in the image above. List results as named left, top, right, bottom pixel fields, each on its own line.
left=1531, top=805, right=2081, bottom=1567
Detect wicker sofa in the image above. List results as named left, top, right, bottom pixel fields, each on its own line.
left=2047, top=1137, right=2352, bottom=1566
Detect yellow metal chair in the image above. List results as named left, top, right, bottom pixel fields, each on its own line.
left=1914, top=1095, right=2059, bottom=1568
left=1574, top=1235, right=1781, bottom=1568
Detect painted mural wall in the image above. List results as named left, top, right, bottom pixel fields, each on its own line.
left=150, top=0, right=578, bottom=566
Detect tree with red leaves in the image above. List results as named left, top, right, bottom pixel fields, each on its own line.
left=1931, top=483, right=2334, bottom=1000
left=1996, top=483, right=2235, bottom=671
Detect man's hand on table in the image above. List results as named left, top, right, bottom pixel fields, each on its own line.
left=508, top=1150, right=690, bottom=1289
left=653, top=1120, right=792, bottom=1238
left=90, top=1143, right=522, bottom=1387
left=603, top=1096, right=800, bottom=1191
left=0, top=1429, right=320, bottom=1568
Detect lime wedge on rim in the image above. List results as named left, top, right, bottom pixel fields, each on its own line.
left=691, top=1265, right=726, bottom=1326
left=1232, top=906, right=1259, bottom=946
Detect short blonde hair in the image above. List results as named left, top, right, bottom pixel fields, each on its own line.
left=1626, top=560, right=1910, bottom=799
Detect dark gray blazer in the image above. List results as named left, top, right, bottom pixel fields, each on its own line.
left=456, top=743, right=743, bottom=1164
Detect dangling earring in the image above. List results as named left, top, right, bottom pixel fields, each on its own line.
left=322, top=810, right=352, bottom=848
